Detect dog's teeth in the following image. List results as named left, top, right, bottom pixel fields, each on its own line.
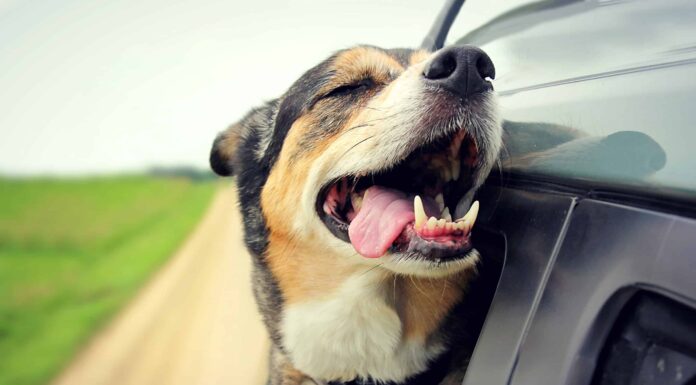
left=352, top=193, right=363, bottom=211
left=455, top=192, right=474, bottom=219
left=441, top=207, right=452, bottom=221
left=456, top=201, right=480, bottom=232
left=414, top=195, right=427, bottom=230
left=426, top=217, right=437, bottom=230
left=437, top=218, right=446, bottom=228
left=435, top=193, right=444, bottom=210
left=465, top=200, right=480, bottom=224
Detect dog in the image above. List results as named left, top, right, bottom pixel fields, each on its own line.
left=210, top=44, right=501, bottom=385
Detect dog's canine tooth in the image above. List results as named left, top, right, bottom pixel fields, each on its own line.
left=456, top=201, right=480, bottom=231
left=426, top=216, right=437, bottom=230
left=454, top=191, right=475, bottom=219
left=414, top=195, right=427, bottom=230
left=464, top=200, right=480, bottom=224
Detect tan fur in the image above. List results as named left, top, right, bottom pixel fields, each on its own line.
left=325, top=46, right=404, bottom=91
left=216, top=122, right=244, bottom=164
left=395, top=271, right=473, bottom=340
left=409, top=50, right=431, bottom=65
left=264, top=232, right=363, bottom=303
left=259, top=51, right=403, bottom=303
left=261, top=113, right=359, bottom=303
left=261, top=116, right=318, bottom=211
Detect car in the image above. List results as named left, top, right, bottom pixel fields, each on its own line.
left=422, top=1, right=696, bottom=384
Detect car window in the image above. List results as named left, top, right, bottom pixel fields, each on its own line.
left=449, top=0, right=696, bottom=199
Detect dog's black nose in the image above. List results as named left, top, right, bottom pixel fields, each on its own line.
left=423, top=45, right=495, bottom=98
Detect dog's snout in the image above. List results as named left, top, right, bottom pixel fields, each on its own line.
left=423, top=46, right=495, bottom=98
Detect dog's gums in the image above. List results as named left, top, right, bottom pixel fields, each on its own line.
left=317, top=129, right=481, bottom=259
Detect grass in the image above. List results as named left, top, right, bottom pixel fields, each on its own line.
left=0, top=175, right=217, bottom=385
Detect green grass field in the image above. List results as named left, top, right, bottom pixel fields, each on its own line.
left=0, top=176, right=217, bottom=385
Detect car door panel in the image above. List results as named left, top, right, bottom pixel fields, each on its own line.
left=463, top=184, right=576, bottom=385
left=510, top=199, right=696, bottom=385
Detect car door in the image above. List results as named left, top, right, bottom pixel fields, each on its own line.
left=432, top=1, right=696, bottom=384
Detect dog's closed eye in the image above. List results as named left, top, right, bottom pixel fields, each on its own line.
left=321, top=78, right=375, bottom=100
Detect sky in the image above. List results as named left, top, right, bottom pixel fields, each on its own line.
left=0, top=0, right=528, bottom=176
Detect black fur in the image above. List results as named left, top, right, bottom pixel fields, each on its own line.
left=230, top=102, right=287, bottom=351
left=209, top=134, right=233, bottom=176
left=264, top=57, right=334, bottom=167
left=210, top=52, right=358, bottom=355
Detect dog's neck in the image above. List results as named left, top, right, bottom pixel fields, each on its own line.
left=266, top=238, right=472, bottom=383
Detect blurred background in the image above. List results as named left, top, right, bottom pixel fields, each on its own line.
left=0, top=0, right=524, bottom=384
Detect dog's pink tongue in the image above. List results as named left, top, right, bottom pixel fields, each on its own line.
left=348, top=186, right=415, bottom=259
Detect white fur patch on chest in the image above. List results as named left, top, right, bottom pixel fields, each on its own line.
left=282, top=272, right=443, bottom=383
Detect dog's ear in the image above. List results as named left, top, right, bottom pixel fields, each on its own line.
left=210, top=122, right=244, bottom=176
left=210, top=100, right=278, bottom=176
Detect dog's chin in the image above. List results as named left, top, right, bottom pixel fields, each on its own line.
left=381, top=248, right=480, bottom=278
left=381, top=222, right=478, bottom=277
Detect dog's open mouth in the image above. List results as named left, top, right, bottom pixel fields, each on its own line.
left=316, top=130, right=481, bottom=260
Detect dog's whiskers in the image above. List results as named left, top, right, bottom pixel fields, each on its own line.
left=409, top=275, right=431, bottom=303
left=359, top=262, right=384, bottom=277
left=338, top=122, right=373, bottom=137
left=336, top=135, right=376, bottom=164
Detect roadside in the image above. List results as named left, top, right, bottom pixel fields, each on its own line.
left=50, top=185, right=269, bottom=385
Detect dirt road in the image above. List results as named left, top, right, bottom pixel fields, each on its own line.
left=51, top=185, right=269, bottom=385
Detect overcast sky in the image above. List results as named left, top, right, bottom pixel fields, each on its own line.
left=0, top=0, right=525, bottom=176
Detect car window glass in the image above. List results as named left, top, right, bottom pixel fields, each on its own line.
left=448, top=0, right=696, bottom=198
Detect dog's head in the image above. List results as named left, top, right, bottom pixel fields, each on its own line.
left=211, top=45, right=501, bottom=283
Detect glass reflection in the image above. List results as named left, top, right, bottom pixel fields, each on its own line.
left=450, top=0, right=696, bottom=196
